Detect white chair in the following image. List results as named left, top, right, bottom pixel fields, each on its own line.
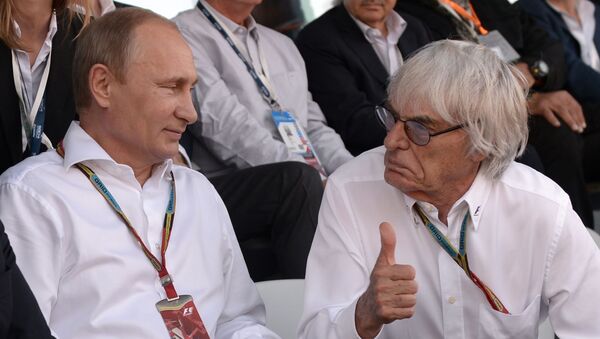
left=255, top=279, right=305, bottom=339
left=588, top=228, right=600, bottom=248
left=538, top=228, right=600, bottom=338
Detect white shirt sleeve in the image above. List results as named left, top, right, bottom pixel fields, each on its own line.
left=543, top=208, right=600, bottom=338
left=177, top=26, right=306, bottom=170
left=0, top=183, right=66, bottom=338
left=298, top=178, right=369, bottom=338
left=304, top=90, right=354, bottom=175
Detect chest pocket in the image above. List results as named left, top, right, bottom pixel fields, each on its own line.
left=478, top=295, right=541, bottom=339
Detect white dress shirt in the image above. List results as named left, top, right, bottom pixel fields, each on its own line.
left=298, top=146, right=600, bottom=339
left=173, top=0, right=353, bottom=177
left=348, top=9, right=407, bottom=75
left=547, top=0, right=600, bottom=71
left=0, top=122, right=279, bottom=339
left=12, top=12, right=57, bottom=151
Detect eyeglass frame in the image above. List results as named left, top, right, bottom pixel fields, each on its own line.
left=375, top=103, right=464, bottom=146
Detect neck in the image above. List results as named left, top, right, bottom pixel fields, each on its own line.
left=548, top=0, right=579, bottom=18
left=13, top=0, right=53, bottom=37
left=205, top=0, right=255, bottom=26
left=80, top=118, right=156, bottom=187
left=415, top=171, right=478, bottom=226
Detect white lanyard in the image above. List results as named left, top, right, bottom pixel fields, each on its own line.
left=11, top=48, right=54, bottom=151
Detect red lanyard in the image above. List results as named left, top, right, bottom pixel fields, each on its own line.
left=439, top=0, right=489, bottom=35
left=414, top=205, right=510, bottom=314
left=57, top=143, right=180, bottom=300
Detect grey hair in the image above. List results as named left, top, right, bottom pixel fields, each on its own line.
left=387, top=40, right=528, bottom=179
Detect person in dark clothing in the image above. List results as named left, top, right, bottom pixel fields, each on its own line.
left=297, top=0, right=432, bottom=156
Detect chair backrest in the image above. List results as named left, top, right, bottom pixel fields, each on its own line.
left=588, top=228, right=600, bottom=248
left=255, top=279, right=304, bottom=339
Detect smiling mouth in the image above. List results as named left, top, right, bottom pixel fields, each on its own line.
left=164, top=128, right=185, bottom=137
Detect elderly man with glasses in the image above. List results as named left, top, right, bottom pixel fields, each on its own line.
left=298, top=40, right=600, bottom=339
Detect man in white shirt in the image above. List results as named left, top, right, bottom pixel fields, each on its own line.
left=173, top=0, right=353, bottom=178
left=0, top=8, right=278, bottom=339
left=299, top=40, right=600, bottom=338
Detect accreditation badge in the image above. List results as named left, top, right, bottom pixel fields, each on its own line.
left=271, top=110, right=326, bottom=176
left=156, top=295, right=210, bottom=339
left=478, top=30, right=520, bottom=63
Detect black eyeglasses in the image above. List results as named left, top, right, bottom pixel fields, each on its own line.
left=375, top=104, right=464, bottom=146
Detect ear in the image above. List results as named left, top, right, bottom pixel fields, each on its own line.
left=88, top=64, right=115, bottom=109
left=468, top=150, right=486, bottom=163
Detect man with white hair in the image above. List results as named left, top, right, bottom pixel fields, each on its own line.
left=298, top=40, right=600, bottom=338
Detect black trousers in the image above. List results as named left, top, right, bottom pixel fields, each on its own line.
left=529, top=115, right=596, bottom=228
left=208, top=162, right=323, bottom=281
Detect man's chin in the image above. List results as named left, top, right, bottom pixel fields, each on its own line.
left=384, top=168, right=421, bottom=193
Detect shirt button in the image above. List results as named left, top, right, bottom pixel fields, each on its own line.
left=155, top=243, right=160, bottom=250
left=448, top=296, right=457, bottom=304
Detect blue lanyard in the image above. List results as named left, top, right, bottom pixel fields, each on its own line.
left=196, top=1, right=279, bottom=110
left=415, top=206, right=470, bottom=271
left=28, top=95, right=47, bottom=156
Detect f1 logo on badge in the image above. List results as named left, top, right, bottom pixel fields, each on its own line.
left=183, top=307, right=194, bottom=317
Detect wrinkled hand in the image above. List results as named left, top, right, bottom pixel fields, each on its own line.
left=355, top=222, right=418, bottom=339
left=528, top=90, right=586, bottom=133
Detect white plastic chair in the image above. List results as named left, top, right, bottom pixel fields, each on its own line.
left=255, top=279, right=305, bottom=339
left=538, top=228, right=600, bottom=338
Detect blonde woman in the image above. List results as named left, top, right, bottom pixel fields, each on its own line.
left=0, top=0, right=91, bottom=174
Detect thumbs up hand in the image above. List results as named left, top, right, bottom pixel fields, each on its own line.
left=355, top=222, right=418, bottom=338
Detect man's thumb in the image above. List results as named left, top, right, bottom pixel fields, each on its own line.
left=377, top=222, right=396, bottom=265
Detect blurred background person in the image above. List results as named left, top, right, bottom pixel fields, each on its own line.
left=0, top=0, right=91, bottom=174
left=297, top=0, right=431, bottom=156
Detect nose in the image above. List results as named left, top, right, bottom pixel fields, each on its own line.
left=176, top=87, right=199, bottom=125
left=383, top=121, right=410, bottom=151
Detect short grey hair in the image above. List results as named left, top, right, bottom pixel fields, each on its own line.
left=387, top=40, right=528, bottom=179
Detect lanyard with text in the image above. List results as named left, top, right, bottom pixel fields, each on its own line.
left=56, top=143, right=210, bottom=338
left=11, top=49, right=53, bottom=155
left=414, top=205, right=510, bottom=314
left=197, top=1, right=280, bottom=110
left=56, top=143, right=180, bottom=299
left=439, top=0, right=489, bottom=35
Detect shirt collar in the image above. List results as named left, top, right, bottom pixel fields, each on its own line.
left=98, top=0, right=116, bottom=16
left=60, top=122, right=173, bottom=181
left=401, top=168, right=491, bottom=231
left=13, top=11, right=58, bottom=43
left=201, top=0, right=258, bottom=36
left=348, top=9, right=407, bottom=45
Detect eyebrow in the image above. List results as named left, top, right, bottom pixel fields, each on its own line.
left=157, top=76, right=197, bottom=87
